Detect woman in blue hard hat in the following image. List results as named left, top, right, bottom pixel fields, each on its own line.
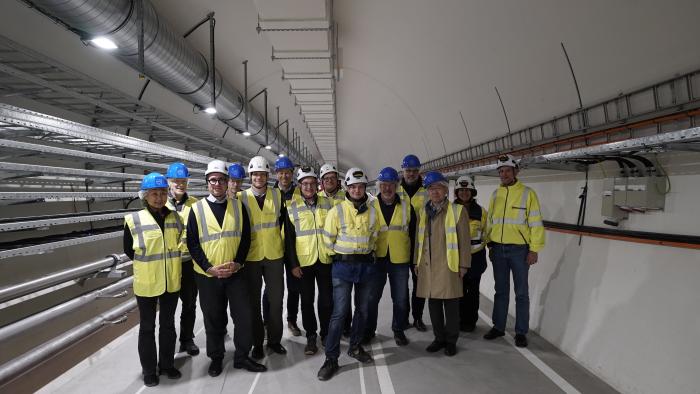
left=414, top=171, right=471, bottom=356
left=123, top=172, right=184, bottom=387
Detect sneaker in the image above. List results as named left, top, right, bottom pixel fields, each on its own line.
left=347, top=346, right=373, bottom=363
left=413, top=319, right=427, bottom=332
left=143, top=374, right=159, bottom=387
left=515, top=334, right=528, bottom=348
left=288, top=321, right=302, bottom=337
left=266, top=343, right=287, bottom=354
left=426, top=340, right=445, bottom=353
left=251, top=346, right=265, bottom=360
left=179, top=340, right=200, bottom=356
left=304, top=337, right=318, bottom=355
left=483, top=327, right=505, bottom=340
left=444, top=343, right=457, bottom=356
left=158, top=367, right=182, bottom=379
left=317, top=358, right=339, bottom=381
left=394, top=331, right=409, bottom=346
left=208, top=358, right=223, bottom=377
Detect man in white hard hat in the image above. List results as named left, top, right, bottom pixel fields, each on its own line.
left=453, top=175, right=488, bottom=332
left=186, top=160, right=266, bottom=377
left=318, top=167, right=381, bottom=381
left=285, top=166, right=334, bottom=355
left=484, top=154, right=545, bottom=348
left=240, top=156, right=290, bottom=359
left=319, top=163, right=345, bottom=205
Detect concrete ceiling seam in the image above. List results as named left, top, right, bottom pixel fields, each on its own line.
left=255, top=0, right=339, bottom=166
left=21, top=0, right=319, bottom=168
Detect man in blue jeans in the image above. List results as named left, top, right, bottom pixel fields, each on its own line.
left=484, top=154, right=545, bottom=348
left=317, top=167, right=381, bottom=381
left=364, top=167, right=415, bottom=347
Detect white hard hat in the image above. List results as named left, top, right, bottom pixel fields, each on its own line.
left=344, top=167, right=368, bottom=186
left=320, top=163, right=338, bottom=178
left=296, top=166, right=317, bottom=182
left=248, top=155, right=270, bottom=174
left=205, top=159, right=228, bottom=176
left=455, top=175, right=476, bottom=190
left=497, top=154, right=518, bottom=169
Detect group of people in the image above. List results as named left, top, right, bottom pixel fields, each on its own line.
left=123, top=152, right=545, bottom=386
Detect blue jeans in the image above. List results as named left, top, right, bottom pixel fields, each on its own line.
left=324, top=265, right=375, bottom=360
left=491, top=244, right=530, bottom=335
left=366, top=260, right=410, bottom=335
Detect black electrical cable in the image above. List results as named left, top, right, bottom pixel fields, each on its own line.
left=543, top=221, right=700, bottom=246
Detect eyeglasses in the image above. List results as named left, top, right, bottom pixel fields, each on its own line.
left=300, top=181, right=317, bottom=188
left=207, top=178, right=227, bottom=185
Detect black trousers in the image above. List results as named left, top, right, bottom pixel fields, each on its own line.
left=179, top=259, right=198, bottom=343
left=460, top=249, right=487, bottom=327
left=410, top=265, right=426, bottom=321
left=136, top=291, right=179, bottom=375
left=262, top=263, right=301, bottom=324
left=299, top=262, right=333, bottom=339
left=428, top=298, right=460, bottom=345
left=246, top=259, right=285, bottom=347
left=195, top=272, right=252, bottom=363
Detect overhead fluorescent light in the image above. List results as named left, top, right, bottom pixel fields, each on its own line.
left=265, top=145, right=272, bottom=150
left=204, top=106, right=217, bottom=114
left=278, top=153, right=285, bottom=157
left=90, top=37, right=118, bottom=50
left=242, top=131, right=251, bottom=136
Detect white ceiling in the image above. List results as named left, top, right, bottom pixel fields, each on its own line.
left=2, top=0, right=700, bottom=178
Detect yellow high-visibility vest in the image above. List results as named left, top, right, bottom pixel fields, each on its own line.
left=240, top=187, right=284, bottom=261
left=486, top=180, right=545, bottom=252
left=415, top=202, right=463, bottom=272
left=459, top=201, right=488, bottom=254
left=124, top=209, right=183, bottom=297
left=166, top=195, right=198, bottom=259
left=191, top=199, right=243, bottom=277
left=323, top=198, right=380, bottom=255
left=399, top=185, right=427, bottom=213
left=287, top=195, right=332, bottom=266
left=319, top=189, right=345, bottom=206
left=373, top=195, right=411, bottom=264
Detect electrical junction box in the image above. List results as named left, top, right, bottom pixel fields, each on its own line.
left=602, top=177, right=628, bottom=219
left=625, top=176, right=666, bottom=210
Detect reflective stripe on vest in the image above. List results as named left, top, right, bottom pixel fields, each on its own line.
left=241, top=188, right=284, bottom=261
left=192, top=199, right=243, bottom=276
left=288, top=196, right=332, bottom=266
left=415, top=202, right=462, bottom=272
left=374, top=195, right=411, bottom=263
left=125, top=210, right=182, bottom=297
left=487, top=181, right=545, bottom=250
left=330, top=200, right=377, bottom=255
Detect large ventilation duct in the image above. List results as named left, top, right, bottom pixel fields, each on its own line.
left=23, top=0, right=307, bottom=164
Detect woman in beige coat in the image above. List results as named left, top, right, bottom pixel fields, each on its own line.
left=414, top=172, right=471, bottom=356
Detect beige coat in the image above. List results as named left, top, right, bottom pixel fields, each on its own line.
left=415, top=202, right=471, bottom=299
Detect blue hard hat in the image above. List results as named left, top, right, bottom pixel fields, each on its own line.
left=166, top=162, right=189, bottom=179
left=228, top=163, right=246, bottom=179
left=401, top=154, right=421, bottom=169
left=274, top=156, right=294, bottom=172
left=141, top=172, right=169, bottom=190
left=422, top=171, right=447, bottom=188
left=377, top=167, right=399, bottom=183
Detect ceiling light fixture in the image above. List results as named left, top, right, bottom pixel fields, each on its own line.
left=204, top=106, right=217, bottom=114
left=90, top=37, right=118, bottom=50
left=242, top=131, right=251, bottom=136
left=264, top=145, right=272, bottom=150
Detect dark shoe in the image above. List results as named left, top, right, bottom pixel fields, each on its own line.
left=426, top=340, right=445, bottom=353
left=317, top=358, right=339, bottom=381
left=208, top=358, right=223, bottom=377
left=304, top=337, right=318, bottom=355
left=179, top=340, right=200, bottom=356
left=444, top=343, right=457, bottom=356
left=394, top=331, right=409, bottom=346
left=234, top=357, right=268, bottom=372
left=483, top=327, right=505, bottom=340
left=288, top=321, right=302, bottom=337
left=361, top=332, right=375, bottom=345
left=515, top=334, right=528, bottom=348
left=267, top=343, right=287, bottom=354
left=413, top=319, right=427, bottom=332
left=143, top=374, right=159, bottom=387
left=251, top=346, right=265, bottom=360
left=347, top=346, right=373, bottom=363
left=159, top=367, right=182, bottom=379
left=460, top=323, right=476, bottom=333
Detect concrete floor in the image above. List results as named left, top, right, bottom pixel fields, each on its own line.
left=36, top=288, right=618, bottom=394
